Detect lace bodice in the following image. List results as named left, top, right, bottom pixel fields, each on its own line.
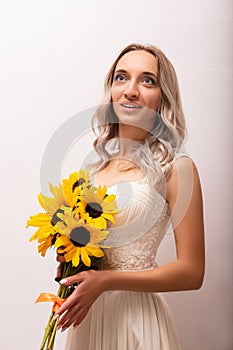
left=99, top=177, right=170, bottom=271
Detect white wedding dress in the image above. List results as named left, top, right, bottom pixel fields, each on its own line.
left=65, top=158, right=184, bottom=350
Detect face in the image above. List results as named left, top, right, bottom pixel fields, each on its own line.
left=111, top=50, right=161, bottom=131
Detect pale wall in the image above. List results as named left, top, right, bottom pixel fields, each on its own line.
left=0, top=1, right=232, bottom=349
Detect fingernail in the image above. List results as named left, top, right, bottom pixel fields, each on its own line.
left=60, top=278, right=67, bottom=284
left=53, top=314, right=59, bottom=320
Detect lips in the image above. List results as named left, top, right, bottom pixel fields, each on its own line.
left=120, top=103, right=142, bottom=109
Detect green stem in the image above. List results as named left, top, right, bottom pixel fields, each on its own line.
left=46, top=318, right=58, bottom=349
left=39, top=257, right=102, bottom=349
left=39, top=310, right=54, bottom=350
left=39, top=262, right=74, bottom=349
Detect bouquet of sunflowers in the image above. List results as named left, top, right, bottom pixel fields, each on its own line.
left=26, top=169, right=118, bottom=350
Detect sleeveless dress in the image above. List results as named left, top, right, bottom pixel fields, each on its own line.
left=64, top=155, right=187, bottom=350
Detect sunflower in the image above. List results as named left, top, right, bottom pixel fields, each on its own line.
left=76, top=185, right=119, bottom=224
left=37, top=234, right=54, bottom=257
left=26, top=211, right=59, bottom=255
left=26, top=183, right=69, bottom=255
left=26, top=171, right=91, bottom=256
left=54, top=207, right=109, bottom=267
left=27, top=213, right=57, bottom=240
left=37, top=182, right=73, bottom=226
left=62, top=169, right=90, bottom=208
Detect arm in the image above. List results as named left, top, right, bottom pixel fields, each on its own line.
left=55, top=157, right=205, bottom=329
left=100, top=157, right=205, bottom=292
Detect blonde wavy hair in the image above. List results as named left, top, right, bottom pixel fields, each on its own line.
left=91, top=43, right=187, bottom=181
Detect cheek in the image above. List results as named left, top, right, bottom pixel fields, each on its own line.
left=148, top=90, right=161, bottom=110
left=111, top=85, right=123, bottom=102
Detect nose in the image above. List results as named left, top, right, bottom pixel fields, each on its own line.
left=124, top=79, right=139, bottom=99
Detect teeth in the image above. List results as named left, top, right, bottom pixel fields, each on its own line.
left=121, top=104, right=141, bottom=109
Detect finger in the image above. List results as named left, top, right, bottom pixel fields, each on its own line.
left=55, top=290, right=80, bottom=317
left=57, top=305, right=83, bottom=330
left=60, top=271, right=85, bottom=286
left=57, top=307, right=76, bottom=329
left=73, top=310, right=88, bottom=328
left=59, top=307, right=87, bottom=331
left=56, top=254, right=65, bottom=263
left=56, top=247, right=66, bottom=263
left=56, top=263, right=63, bottom=278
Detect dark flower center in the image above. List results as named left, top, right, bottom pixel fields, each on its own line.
left=51, top=208, right=64, bottom=226
left=86, top=202, right=103, bottom=218
left=72, top=178, right=85, bottom=192
left=70, top=226, right=90, bottom=247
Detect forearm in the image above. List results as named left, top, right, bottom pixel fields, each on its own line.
left=102, top=259, right=204, bottom=293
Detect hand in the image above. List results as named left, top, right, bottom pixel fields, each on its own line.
left=54, top=270, right=106, bottom=331
left=55, top=250, right=65, bottom=281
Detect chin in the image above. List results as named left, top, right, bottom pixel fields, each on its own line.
left=113, top=104, right=156, bottom=131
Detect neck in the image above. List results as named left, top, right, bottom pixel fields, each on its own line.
left=118, top=124, right=147, bottom=157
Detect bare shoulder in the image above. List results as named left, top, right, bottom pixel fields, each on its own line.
left=166, top=156, right=202, bottom=205
left=170, top=156, right=200, bottom=178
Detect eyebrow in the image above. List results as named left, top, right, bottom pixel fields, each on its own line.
left=114, top=69, right=158, bottom=79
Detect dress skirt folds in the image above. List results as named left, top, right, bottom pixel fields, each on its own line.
left=65, top=290, right=181, bottom=350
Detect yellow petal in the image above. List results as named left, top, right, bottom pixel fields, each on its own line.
left=49, top=183, right=66, bottom=207
left=37, top=236, right=53, bottom=256
left=29, top=230, right=39, bottom=242
left=90, top=230, right=109, bottom=244
left=81, top=248, right=91, bottom=267
left=86, top=246, right=104, bottom=258
left=102, top=213, right=115, bottom=223
left=58, top=243, right=73, bottom=254
left=72, top=248, right=81, bottom=267
left=89, top=217, right=107, bottom=229
left=38, top=193, right=46, bottom=210
left=102, top=201, right=118, bottom=211
left=54, top=235, right=69, bottom=248
left=104, top=194, right=116, bottom=202
left=97, top=185, right=107, bottom=198
left=64, top=246, right=77, bottom=261
left=26, top=213, right=51, bottom=227
left=39, top=194, right=59, bottom=214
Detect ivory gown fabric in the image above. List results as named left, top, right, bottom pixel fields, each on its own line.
left=64, top=156, right=187, bottom=350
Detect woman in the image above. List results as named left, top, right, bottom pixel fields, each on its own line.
left=55, top=43, right=205, bottom=350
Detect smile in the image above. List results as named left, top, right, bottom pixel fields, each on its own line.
left=120, top=103, right=142, bottom=109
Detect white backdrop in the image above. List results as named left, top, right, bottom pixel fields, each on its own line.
left=0, top=1, right=232, bottom=349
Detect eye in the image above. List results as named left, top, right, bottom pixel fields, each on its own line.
left=114, top=74, right=127, bottom=82
left=142, top=76, right=157, bottom=85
